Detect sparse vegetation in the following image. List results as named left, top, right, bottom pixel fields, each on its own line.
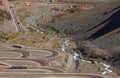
left=0, top=0, right=119, bottom=76
left=0, top=32, right=21, bottom=42
left=16, top=8, right=32, bottom=24
left=0, top=9, right=11, bottom=23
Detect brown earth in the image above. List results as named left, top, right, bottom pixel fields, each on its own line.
left=0, top=7, right=17, bottom=32
left=36, top=0, right=120, bottom=75
left=9, top=0, right=120, bottom=76
left=0, top=0, right=119, bottom=77
left=0, top=9, right=11, bottom=23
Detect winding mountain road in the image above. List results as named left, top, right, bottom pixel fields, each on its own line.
left=0, top=0, right=111, bottom=78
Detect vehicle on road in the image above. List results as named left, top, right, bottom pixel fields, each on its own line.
left=9, top=65, right=28, bottom=69
left=12, top=44, right=23, bottom=48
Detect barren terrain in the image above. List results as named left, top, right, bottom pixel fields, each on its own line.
left=0, top=0, right=119, bottom=78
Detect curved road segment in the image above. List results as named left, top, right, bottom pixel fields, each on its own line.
left=0, top=0, right=109, bottom=78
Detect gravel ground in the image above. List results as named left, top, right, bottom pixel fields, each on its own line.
left=14, top=2, right=71, bottom=26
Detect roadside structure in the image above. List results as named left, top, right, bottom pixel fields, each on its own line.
left=25, top=1, right=31, bottom=6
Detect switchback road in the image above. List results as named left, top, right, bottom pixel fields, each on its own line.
left=0, top=0, right=111, bottom=78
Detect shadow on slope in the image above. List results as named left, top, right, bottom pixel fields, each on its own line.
left=88, top=6, right=120, bottom=40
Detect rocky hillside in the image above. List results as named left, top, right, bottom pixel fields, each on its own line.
left=42, top=0, right=120, bottom=48
left=38, top=0, right=120, bottom=75
left=0, top=9, right=12, bottom=32
left=0, top=9, right=11, bottom=23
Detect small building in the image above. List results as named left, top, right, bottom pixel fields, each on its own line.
left=24, top=1, right=31, bottom=6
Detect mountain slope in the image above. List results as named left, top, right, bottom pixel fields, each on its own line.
left=0, top=9, right=11, bottom=23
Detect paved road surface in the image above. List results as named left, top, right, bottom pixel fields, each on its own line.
left=0, top=0, right=112, bottom=78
